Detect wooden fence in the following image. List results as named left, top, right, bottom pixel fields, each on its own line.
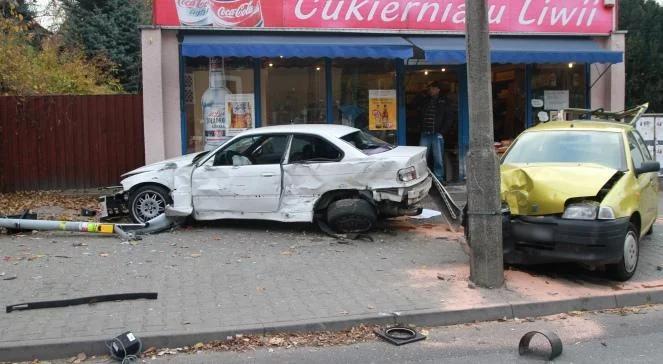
left=0, top=95, right=145, bottom=192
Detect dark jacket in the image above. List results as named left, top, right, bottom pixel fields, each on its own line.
left=421, top=95, right=452, bottom=135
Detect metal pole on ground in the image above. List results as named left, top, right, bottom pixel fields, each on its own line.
left=464, top=0, right=504, bottom=287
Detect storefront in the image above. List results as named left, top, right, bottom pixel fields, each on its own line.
left=143, top=0, right=625, bottom=181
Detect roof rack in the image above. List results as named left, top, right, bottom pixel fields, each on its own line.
left=552, top=103, right=649, bottom=125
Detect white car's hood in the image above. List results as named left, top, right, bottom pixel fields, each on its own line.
left=121, top=152, right=208, bottom=178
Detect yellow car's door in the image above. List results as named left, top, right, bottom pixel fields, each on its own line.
left=627, top=131, right=658, bottom=234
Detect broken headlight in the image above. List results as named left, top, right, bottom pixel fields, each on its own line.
left=398, top=166, right=417, bottom=182
left=562, top=201, right=599, bottom=220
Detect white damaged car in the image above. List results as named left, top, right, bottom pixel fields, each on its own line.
left=102, top=125, right=432, bottom=233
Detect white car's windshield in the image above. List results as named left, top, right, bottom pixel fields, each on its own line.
left=340, top=130, right=394, bottom=155
left=502, top=130, right=627, bottom=171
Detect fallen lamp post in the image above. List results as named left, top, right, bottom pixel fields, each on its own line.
left=0, top=213, right=179, bottom=241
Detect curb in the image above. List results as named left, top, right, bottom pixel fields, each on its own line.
left=2, top=288, right=663, bottom=362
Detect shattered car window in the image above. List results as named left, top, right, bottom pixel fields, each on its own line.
left=212, top=135, right=289, bottom=166
left=340, top=130, right=394, bottom=155
left=627, top=132, right=645, bottom=169
left=289, top=135, right=342, bottom=163
left=502, top=131, right=626, bottom=171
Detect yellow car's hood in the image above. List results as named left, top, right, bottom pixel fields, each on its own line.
left=501, top=163, right=619, bottom=215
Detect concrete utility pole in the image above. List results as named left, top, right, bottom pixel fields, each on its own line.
left=464, top=0, right=504, bottom=287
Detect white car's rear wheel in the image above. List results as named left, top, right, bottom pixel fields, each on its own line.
left=326, top=198, right=377, bottom=233
left=129, top=185, right=171, bottom=223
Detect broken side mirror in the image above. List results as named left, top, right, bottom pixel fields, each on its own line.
left=635, top=161, right=660, bottom=176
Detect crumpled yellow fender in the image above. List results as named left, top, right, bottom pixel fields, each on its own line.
left=501, top=163, right=621, bottom=216
left=600, top=170, right=641, bottom=219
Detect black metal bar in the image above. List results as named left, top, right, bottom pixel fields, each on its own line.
left=6, top=293, right=158, bottom=313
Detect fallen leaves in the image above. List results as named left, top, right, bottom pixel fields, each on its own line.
left=0, top=191, right=99, bottom=221
left=68, top=352, right=87, bottom=363
left=142, top=325, right=378, bottom=357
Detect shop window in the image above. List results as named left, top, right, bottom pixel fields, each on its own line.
left=331, top=60, right=397, bottom=144
left=492, top=65, right=526, bottom=141
left=261, top=58, right=326, bottom=125
left=531, top=64, right=586, bottom=124
left=288, top=134, right=343, bottom=163
left=184, top=57, right=255, bottom=153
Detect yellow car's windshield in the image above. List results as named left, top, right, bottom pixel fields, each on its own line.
left=502, top=130, right=626, bottom=171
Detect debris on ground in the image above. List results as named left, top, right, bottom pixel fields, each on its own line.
left=409, top=209, right=442, bottom=220
left=142, top=325, right=378, bottom=357
left=374, top=326, right=427, bottom=346
left=0, top=191, right=99, bottom=221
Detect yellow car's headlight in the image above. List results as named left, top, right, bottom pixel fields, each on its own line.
left=562, top=202, right=598, bottom=220
left=562, top=201, right=615, bottom=220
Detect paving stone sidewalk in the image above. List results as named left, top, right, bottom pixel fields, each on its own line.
left=1, top=213, right=663, bottom=362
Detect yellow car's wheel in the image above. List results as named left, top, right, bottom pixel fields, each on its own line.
left=607, top=224, right=639, bottom=281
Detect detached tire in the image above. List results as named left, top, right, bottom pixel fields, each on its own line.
left=129, top=185, right=172, bottom=223
left=607, top=223, right=639, bottom=281
left=326, top=198, right=377, bottom=234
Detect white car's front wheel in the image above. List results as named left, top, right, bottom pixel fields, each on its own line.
left=129, top=185, right=171, bottom=223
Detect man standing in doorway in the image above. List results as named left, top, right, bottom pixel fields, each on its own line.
left=420, top=81, right=449, bottom=182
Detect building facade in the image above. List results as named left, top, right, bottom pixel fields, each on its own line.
left=143, top=0, right=626, bottom=181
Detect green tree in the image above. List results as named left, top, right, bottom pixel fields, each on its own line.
left=619, top=0, right=663, bottom=112
left=59, top=0, right=152, bottom=93
left=0, top=3, right=120, bottom=95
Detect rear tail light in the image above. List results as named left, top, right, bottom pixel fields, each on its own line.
left=398, top=166, right=417, bottom=182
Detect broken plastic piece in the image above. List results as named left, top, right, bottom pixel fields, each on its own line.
left=518, top=330, right=563, bottom=360
left=374, top=326, right=426, bottom=346
left=410, top=209, right=442, bottom=219
left=81, top=208, right=97, bottom=217
left=6, top=293, right=158, bottom=313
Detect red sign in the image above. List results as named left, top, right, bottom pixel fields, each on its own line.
left=156, top=0, right=615, bottom=35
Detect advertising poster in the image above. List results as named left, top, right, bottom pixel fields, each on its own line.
left=543, top=90, right=569, bottom=110
left=655, top=117, right=663, bottom=141
left=636, top=116, right=655, bottom=143
left=225, top=94, right=255, bottom=136
left=368, top=90, right=397, bottom=131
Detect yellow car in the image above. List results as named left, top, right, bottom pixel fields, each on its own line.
left=500, top=105, right=659, bottom=281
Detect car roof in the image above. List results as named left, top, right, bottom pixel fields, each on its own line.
left=528, top=120, right=634, bottom=133
left=239, top=124, right=359, bottom=138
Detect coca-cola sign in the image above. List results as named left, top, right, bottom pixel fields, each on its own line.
left=154, top=0, right=615, bottom=34
left=210, top=0, right=263, bottom=27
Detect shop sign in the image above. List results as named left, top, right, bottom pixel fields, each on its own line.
left=368, top=90, right=397, bottom=131
left=543, top=90, right=569, bottom=110
left=157, top=0, right=615, bottom=34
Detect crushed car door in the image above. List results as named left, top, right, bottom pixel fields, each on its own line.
left=281, top=134, right=345, bottom=215
left=191, top=134, right=290, bottom=213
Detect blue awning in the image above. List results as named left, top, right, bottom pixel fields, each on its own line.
left=407, top=37, right=623, bottom=64
left=182, top=34, right=413, bottom=59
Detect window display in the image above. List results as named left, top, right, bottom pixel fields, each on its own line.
left=531, top=64, right=586, bottom=124
left=184, top=57, right=255, bottom=153
left=332, top=60, right=397, bottom=144
left=261, top=58, right=326, bottom=125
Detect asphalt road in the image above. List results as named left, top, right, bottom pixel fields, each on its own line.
left=98, top=305, right=662, bottom=364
